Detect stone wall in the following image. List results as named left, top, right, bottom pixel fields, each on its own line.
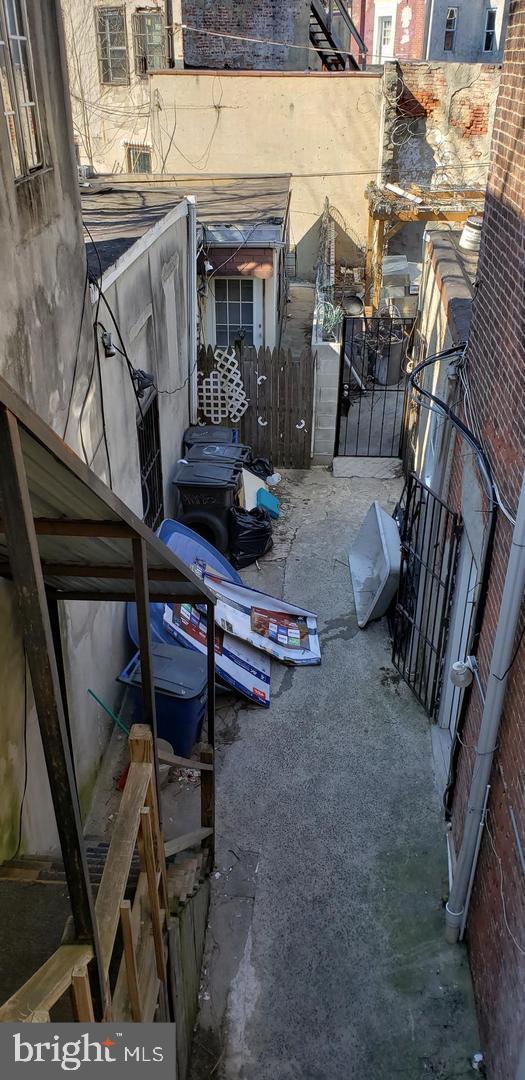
left=180, top=0, right=311, bottom=69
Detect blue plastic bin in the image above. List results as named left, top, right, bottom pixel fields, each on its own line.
left=118, top=642, right=207, bottom=757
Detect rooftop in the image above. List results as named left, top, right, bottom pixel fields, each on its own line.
left=427, top=229, right=479, bottom=343
left=81, top=175, right=291, bottom=278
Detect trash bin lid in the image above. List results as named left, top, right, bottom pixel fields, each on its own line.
left=130, top=642, right=207, bottom=698
left=184, top=425, right=238, bottom=447
left=172, top=460, right=241, bottom=489
left=185, top=443, right=250, bottom=464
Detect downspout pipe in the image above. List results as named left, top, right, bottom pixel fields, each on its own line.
left=445, top=470, right=525, bottom=943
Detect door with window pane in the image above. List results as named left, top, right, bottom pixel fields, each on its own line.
left=214, top=278, right=255, bottom=347
left=377, top=15, right=393, bottom=61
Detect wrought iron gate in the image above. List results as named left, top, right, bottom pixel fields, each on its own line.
left=335, top=316, right=414, bottom=457
left=392, top=474, right=462, bottom=717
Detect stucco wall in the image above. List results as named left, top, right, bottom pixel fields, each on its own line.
left=149, top=71, right=382, bottom=280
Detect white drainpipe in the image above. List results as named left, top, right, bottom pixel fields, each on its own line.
left=186, top=195, right=198, bottom=424
left=446, top=471, right=525, bottom=942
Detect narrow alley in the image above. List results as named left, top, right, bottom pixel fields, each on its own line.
left=191, top=466, right=479, bottom=1080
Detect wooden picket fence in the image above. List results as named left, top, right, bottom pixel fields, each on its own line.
left=197, top=345, right=315, bottom=468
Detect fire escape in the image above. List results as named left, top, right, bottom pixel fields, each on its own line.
left=310, top=0, right=367, bottom=70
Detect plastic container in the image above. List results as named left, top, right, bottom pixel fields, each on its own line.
left=172, top=460, right=241, bottom=512
left=348, top=501, right=401, bottom=628
left=256, top=488, right=280, bottom=519
left=183, top=425, right=239, bottom=454
left=184, top=443, right=251, bottom=466
left=118, top=642, right=207, bottom=756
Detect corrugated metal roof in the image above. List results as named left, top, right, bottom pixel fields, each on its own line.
left=0, top=378, right=214, bottom=602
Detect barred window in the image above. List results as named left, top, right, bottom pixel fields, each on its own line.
left=126, top=142, right=152, bottom=173
left=95, top=6, right=129, bottom=85
left=0, top=0, right=42, bottom=178
left=132, top=10, right=167, bottom=75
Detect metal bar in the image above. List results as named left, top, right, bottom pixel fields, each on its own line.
left=333, top=326, right=347, bottom=457
left=0, top=406, right=105, bottom=1015
left=131, top=536, right=162, bottom=822
left=43, top=590, right=206, bottom=603
left=207, top=601, right=215, bottom=748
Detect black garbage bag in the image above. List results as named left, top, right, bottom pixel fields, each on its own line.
left=246, top=455, right=273, bottom=481
left=229, top=506, right=273, bottom=568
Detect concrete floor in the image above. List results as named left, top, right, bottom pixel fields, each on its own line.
left=191, top=466, right=480, bottom=1080
left=281, top=284, right=315, bottom=354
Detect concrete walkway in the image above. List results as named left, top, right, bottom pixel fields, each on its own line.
left=191, top=467, right=479, bottom=1080
left=280, top=284, right=315, bottom=354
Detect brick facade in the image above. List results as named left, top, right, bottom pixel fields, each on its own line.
left=381, top=60, right=499, bottom=188
left=362, top=1, right=428, bottom=61
left=180, top=0, right=311, bottom=69
left=448, top=2, right=525, bottom=1075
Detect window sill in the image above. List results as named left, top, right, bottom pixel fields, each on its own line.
left=14, top=165, right=53, bottom=187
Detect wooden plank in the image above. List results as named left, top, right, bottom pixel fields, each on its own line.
left=179, top=902, right=198, bottom=1039
left=140, top=807, right=166, bottom=982
left=206, top=603, right=215, bottom=748
left=132, top=540, right=162, bottom=818
left=71, top=965, right=94, bottom=1022
left=169, top=918, right=189, bottom=1079
left=120, top=901, right=142, bottom=1022
left=192, top=879, right=210, bottom=976
left=95, top=762, right=152, bottom=979
left=112, top=873, right=150, bottom=1020
left=164, top=828, right=213, bottom=859
left=200, top=745, right=214, bottom=863
left=29, top=1010, right=50, bottom=1022
left=158, top=749, right=213, bottom=772
left=0, top=407, right=105, bottom=1015
left=0, top=945, right=93, bottom=1020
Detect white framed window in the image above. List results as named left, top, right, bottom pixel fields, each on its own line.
left=95, top=6, right=129, bottom=85
left=126, top=143, right=152, bottom=173
left=0, top=0, right=42, bottom=179
left=132, top=9, right=167, bottom=75
left=483, top=8, right=497, bottom=52
left=444, top=7, right=458, bottom=51
left=214, top=278, right=255, bottom=346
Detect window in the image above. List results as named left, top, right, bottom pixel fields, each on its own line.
left=215, top=279, right=254, bottom=346
left=444, top=7, right=458, bottom=51
left=376, top=14, right=393, bottom=61
left=95, top=6, right=129, bottom=85
left=138, top=394, right=164, bottom=530
left=132, top=10, right=167, bottom=75
left=0, top=0, right=42, bottom=178
left=483, top=8, right=497, bottom=52
left=126, top=143, right=152, bottom=173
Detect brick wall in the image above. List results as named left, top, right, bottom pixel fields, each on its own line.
left=448, top=2, right=525, bottom=1075
left=381, top=60, right=500, bottom=188
left=180, top=0, right=311, bottom=69
left=362, top=1, right=428, bottom=61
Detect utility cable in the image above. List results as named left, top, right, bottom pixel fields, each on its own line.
left=168, top=20, right=366, bottom=61
left=11, top=651, right=29, bottom=861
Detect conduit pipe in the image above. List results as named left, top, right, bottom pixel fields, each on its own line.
left=446, top=470, right=525, bottom=942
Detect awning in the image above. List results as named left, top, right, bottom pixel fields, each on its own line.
left=0, top=377, right=214, bottom=603
left=207, top=246, right=274, bottom=279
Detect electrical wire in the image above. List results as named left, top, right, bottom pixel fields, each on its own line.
left=485, top=814, right=525, bottom=957
left=80, top=222, right=113, bottom=483
left=169, top=20, right=365, bottom=61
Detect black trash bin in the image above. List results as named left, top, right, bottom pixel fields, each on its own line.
left=183, top=425, right=239, bottom=454
left=172, top=460, right=242, bottom=551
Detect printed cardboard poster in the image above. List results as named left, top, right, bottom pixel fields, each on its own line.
left=163, top=603, right=271, bottom=706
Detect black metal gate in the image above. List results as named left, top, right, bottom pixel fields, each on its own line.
left=335, top=316, right=414, bottom=457
left=392, top=474, right=462, bottom=718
